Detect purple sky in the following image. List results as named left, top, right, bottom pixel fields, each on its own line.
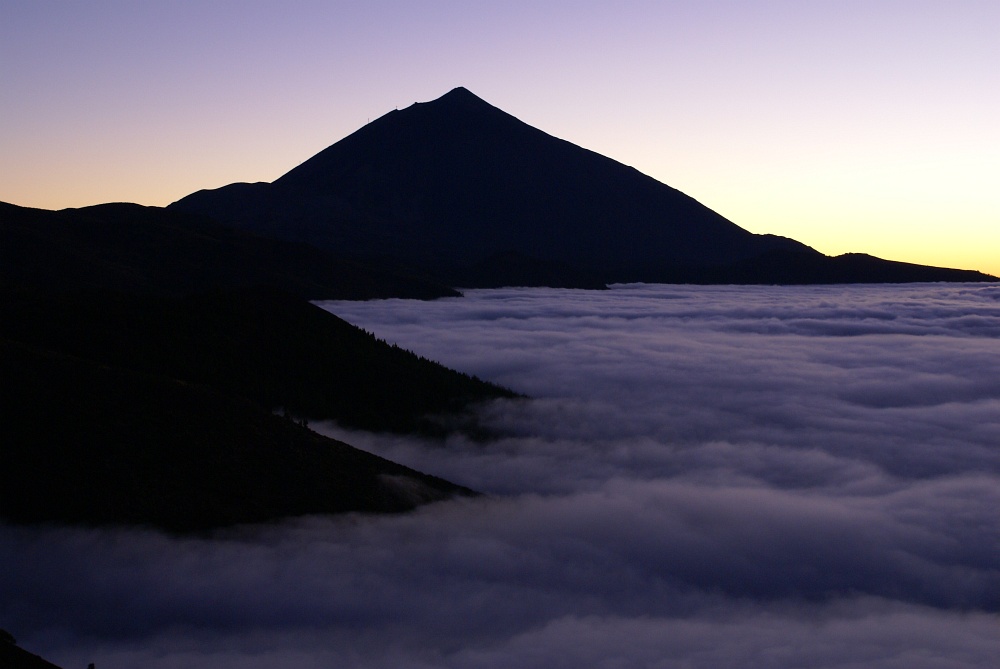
left=2, top=1, right=998, bottom=274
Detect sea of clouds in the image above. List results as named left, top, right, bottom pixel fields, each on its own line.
left=4, top=283, right=999, bottom=668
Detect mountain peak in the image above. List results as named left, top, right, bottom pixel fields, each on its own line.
left=443, top=85, right=476, bottom=98
left=426, top=86, right=494, bottom=110
left=169, top=88, right=997, bottom=286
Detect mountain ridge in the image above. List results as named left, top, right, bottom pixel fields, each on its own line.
left=0, top=200, right=458, bottom=299
left=170, top=87, right=994, bottom=285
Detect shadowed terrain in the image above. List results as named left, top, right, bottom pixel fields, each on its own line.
left=1, top=285, right=511, bottom=532
left=0, top=630, right=63, bottom=669
left=0, top=198, right=518, bottom=532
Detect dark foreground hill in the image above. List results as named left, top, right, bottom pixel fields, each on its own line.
left=1, top=286, right=515, bottom=532
left=170, top=87, right=996, bottom=286
left=1, top=200, right=518, bottom=532
left=2, top=335, right=474, bottom=532
left=1, top=286, right=515, bottom=434
left=0, top=632, right=63, bottom=669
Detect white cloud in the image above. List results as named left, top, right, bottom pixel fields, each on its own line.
left=5, top=283, right=1000, bottom=668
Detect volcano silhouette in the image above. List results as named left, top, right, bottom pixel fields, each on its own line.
left=170, top=87, right=994, bottom=286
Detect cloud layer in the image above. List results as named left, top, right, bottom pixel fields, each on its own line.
left=4, top=283, right=999, bottom=668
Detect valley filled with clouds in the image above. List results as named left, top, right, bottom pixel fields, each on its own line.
left=5, top=283, right=999, bottom=668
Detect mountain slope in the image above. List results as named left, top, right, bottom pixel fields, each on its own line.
left=1, top=198, right=520, bottom=532
left=1, top=286, right=517, bottom=531
left=170, top=87, right=995, bottom=285
left=0, top=634, right=63, bottom=669
left=2, top=334, right=475, bottom=532
left=1, top=286, right=517, bottom=435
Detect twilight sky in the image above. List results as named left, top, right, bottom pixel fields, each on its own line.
left=2, top=1, right=998, bottom=275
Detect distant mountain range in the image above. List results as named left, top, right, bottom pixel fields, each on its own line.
left=171, top=86, right=995, bottom=286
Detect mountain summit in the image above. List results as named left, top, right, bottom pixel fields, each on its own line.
left=170, top=88, right=994, bottom=286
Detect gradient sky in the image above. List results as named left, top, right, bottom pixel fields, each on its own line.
left=2, top=1, right=998, bottom=275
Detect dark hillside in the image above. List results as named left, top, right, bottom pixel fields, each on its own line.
left=1, top=285, right=515, bottom=531
left=2, top=335, right=474, bottom=533
left=0, top=286, right=516, bottom=436
left=649, top=249, right=997, bottom=284
left=0, top=198, right=520, bottom=531
left=0, top=632, right=63, bottom=669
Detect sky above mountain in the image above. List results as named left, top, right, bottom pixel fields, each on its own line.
left=2, top=1, right=997, bottom=276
